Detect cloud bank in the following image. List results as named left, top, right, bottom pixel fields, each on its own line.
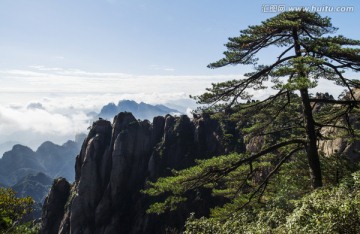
left=0, top=66, right=235, bottom=155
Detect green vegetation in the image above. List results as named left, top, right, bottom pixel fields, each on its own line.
left=0, top=188, right=38, bottom=233
left=184, top=169, right=360, bottom=234
left=144, top=10, right=360, bottom=233
left=4, top=222, right=41, bottom=234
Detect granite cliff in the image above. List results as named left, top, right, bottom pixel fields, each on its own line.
left=40, top=112, right=234, bottom=233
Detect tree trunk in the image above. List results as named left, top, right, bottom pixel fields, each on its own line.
left=300, top=88, right=323, bottom=188
left=292, top=28, right=322, bottom=188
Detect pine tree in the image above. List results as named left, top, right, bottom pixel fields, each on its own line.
left=196, top=10, right=360, bottom=188
left=144, top=11, right=360, bottom=215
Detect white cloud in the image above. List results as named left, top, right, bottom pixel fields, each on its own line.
left=27, top=102, right=45, bottom=110
left=0, top=104, right=90, bottom=147
left=186, top=108, right=194, bottom=118
left=0, top=66, right=235, bottom=100
left=149, top=64, right=175, bottom=72
left=27, top=65, right=64, bottom=72
left=164, top=68, right=175, bottom=72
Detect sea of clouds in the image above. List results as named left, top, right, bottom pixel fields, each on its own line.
left=0, top=66, right=345, bottom=156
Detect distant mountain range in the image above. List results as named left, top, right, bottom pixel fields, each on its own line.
left=98, top=100, right=182, bottom=120
left=0, top=140, right=82, bottom=187
left=0, top=135, right=85, bottom=204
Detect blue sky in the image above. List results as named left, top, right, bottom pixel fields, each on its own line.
left=0, top=0, right=359, bottom=152
left=1, top=0, right=359, bottom=75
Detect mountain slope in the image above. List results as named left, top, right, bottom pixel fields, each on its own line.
left=0, top=140, right=20, bottom=157
left=0, top=145, right=45, bottom=186
left=0, top=138, right=84, bottom=187
left=11, top=172, right=53, bottom=203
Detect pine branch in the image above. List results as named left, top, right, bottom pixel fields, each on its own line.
left=234, top=147, right=302, bottom=212
left=322, top=62, right=357, bottom=100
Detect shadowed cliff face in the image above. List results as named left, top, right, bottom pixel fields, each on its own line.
left=40, top=112, right=230, bottom=234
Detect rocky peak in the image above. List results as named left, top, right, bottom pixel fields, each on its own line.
left=315, top=92, right=334, bottom=100
left=40, top=178, right=70, bottom=234
left=312, top=92, right=335, bottom=113
left=40, top=112, right=231, bottom=233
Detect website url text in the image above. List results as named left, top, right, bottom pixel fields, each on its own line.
left=262, top=5, right=355, bottom=13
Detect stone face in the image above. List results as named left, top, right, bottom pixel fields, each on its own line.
left=40, top=113, right=229, bottom=233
